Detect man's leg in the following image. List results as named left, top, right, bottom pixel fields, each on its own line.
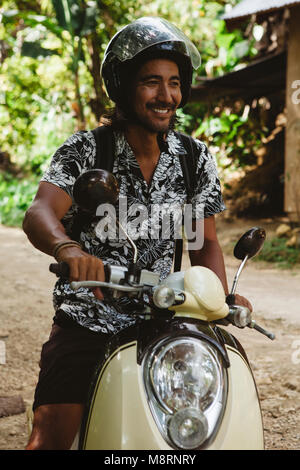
left=26, top=403, right=84, bottom=450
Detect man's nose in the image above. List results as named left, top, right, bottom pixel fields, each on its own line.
left=157, top=82, right=172, bottom=103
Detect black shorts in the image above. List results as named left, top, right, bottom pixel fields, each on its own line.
left=33, top=312, right=112, bottom=411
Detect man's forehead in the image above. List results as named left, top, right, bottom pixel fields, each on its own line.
left=136, top=58, right=180, bottom=77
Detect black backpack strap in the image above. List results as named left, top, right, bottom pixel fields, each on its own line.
left=177, top=132, right=198, bottom=201
left=173, top=132, right=198, bottom=272
left=91, top=125, right=115, bottom=171
left=173, top=239, right=184, bottom=272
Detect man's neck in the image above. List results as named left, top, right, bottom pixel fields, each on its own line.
left=125, top=124, right=167, bottom=185
left=125, top=124, right=164, bottom=161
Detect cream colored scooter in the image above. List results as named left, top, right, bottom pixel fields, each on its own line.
left=47, top=170, right=275, bottom=450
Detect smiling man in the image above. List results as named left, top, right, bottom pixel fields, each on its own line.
left=23, top=17, right=251, bottom=450
left=133, top=59, right=181, bottom=133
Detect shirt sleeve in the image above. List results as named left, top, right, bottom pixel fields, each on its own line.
left=190, top=139, right=226, bottom=219
left=40, top=131, right=96, bottom=199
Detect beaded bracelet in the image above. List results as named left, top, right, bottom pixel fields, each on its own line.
left=53, top=240, right=82, bottom=261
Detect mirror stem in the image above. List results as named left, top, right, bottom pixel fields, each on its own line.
left=230, top=254, right=249, bottom=295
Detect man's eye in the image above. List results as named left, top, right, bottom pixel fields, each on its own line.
left=146, top=80, right=159, bottom=85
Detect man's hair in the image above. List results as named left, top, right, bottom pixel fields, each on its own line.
left=100, top=106, right=128, bottom=131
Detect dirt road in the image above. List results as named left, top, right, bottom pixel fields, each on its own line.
left=0, top=218, right=299, bottom=450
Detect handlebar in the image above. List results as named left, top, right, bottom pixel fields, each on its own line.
left=226, top=305, right=275, bottom=340
left=249, top=320, right=275, bottom=340
left=70, top=280, right=144, bottom=292
left=49, top=262, right=70, bottom=278
left=49, top=262, right=112, bottom=282
left=48, top=263, right=275, bottom=340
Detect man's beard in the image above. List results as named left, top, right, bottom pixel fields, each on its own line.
left=130, top=108, right=177, bottom=133
left=105, top=104, right=178, bottom=133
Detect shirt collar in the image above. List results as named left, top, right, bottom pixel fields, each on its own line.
left=114, top=130, right=187, bottom=156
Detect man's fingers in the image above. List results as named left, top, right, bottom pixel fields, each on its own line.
left=92, top=287, right=104, bottom=301
left=56, top=248, right=105, bottom=299
left=234, top=294, right=253, bottom=312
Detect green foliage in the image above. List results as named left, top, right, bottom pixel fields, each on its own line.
left=204, top=18, right=257, bottom=77
left=0, top=174, right=39, bottom=226
left=0, top=51, right=76, bottom=157
left=194, top=110, right=268, bottom=169
left=254, top=237, right=300, bottom=269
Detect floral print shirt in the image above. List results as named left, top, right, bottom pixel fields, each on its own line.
left=41, top=129, right=225, bottom=334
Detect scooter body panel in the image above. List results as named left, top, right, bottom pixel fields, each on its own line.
left=209, top=346, right=264, bottom=450
left=80, top=326, right=264, bottom=450
left=82, top=341, right=169, bottom=450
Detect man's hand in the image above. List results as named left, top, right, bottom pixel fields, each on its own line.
left=231, top=293, right=253, bottom=312
left=56, top=245, right=105, bottom=300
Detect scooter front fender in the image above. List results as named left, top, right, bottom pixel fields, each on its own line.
left=79, top=337, right=263, bottom=450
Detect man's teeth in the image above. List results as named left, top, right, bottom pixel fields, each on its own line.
left=153, top=108, right=169, bottom=114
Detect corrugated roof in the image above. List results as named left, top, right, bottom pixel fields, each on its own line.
left=222, top=0, right=300, bottom=21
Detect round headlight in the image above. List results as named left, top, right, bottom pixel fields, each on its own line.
left=169, top=407, right=208, bottom=449
left=143, top=336, right=227, bottom=449
left=150, top=337, right=221, bottom=414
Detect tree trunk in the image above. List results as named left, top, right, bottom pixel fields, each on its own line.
left=74, top=68, right=86, bottom=130
left=87, top=32, right=107, bottom=124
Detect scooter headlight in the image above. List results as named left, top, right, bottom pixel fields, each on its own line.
left=143, top=337, right=227, bottom=449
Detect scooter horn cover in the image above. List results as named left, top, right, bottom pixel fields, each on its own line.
left=101, top=16, right=201, bottom=108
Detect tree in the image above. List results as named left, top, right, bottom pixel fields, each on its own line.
left=1, top=0, right=108, bottom=129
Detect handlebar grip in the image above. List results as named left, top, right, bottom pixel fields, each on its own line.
left=226, top=294, right=235, bottom=305
left=49, top=262, right=70, bottom=278
left=49, top=262, right=110, bottom=282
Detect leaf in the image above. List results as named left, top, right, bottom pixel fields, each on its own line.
left=19, top=14, right=65, bottom=39
left=1, top=9, right=19, bottom=23
left=21, top=41, right=57, bottom=58
left=194, top=121, right=208, bottom=137
left=51, top=0, right=69, bottom=30
left=216, top=33, right=235, bottom=50
left=233, top=40, right=250, bottom=59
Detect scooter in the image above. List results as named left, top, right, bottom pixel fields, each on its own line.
left=37, top=170, right=275, bottom=450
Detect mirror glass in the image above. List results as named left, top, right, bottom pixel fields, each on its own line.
left=73, top=169, right=119, bottom=214
left=234, top=227, right=266, bottom=260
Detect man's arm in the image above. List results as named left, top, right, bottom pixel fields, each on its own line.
left=23, top=182, right=73, bottom=255
left=188, top=215, right=252, bottom=310
left=23, top=181, right=105, bottom=299
left=188, top=215, right=228, bottom=294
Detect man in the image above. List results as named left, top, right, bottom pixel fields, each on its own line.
left=23, top=17, right=251, bottom=450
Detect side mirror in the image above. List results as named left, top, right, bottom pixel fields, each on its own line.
left=73, top=169, right=138, bottom=268
left=73, top=169, right=119, bottom=214
left=234, top=227, right=266, bottom=260
left=230, top=227, right=266, bottom=299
